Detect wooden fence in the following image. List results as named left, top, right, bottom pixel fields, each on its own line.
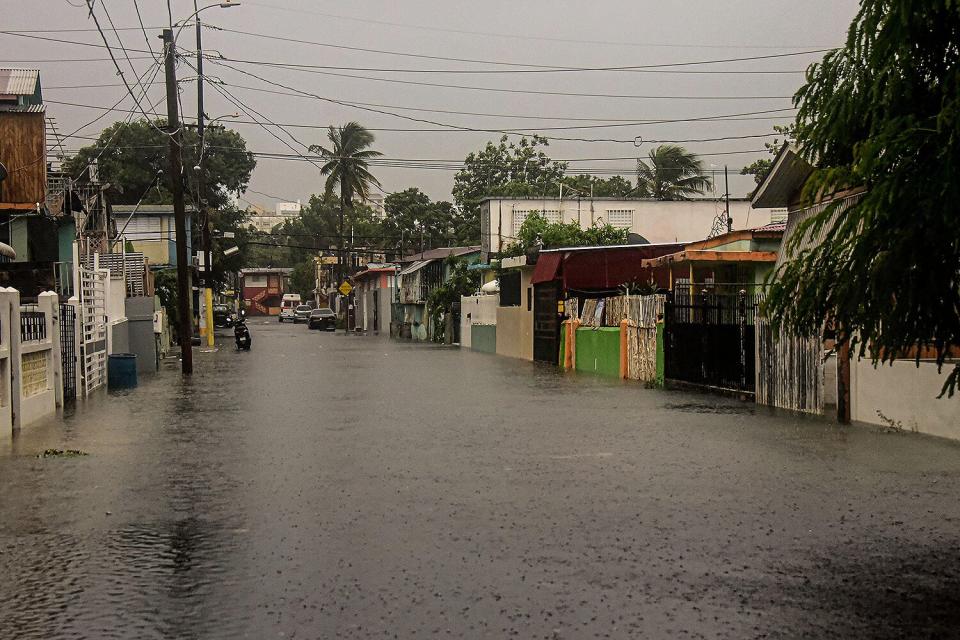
left=755, top=317, right=823, bottom=414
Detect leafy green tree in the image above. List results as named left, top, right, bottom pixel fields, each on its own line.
left=765, top=0, right=960, bottom=396
left=740, top=159, right=774, bottom=186
left=382, top=187, right=461, bottom=254
left=741, top=125, right=797, bottom=186
left=426, top=256, right=481, bottom=342
left=64, top=119, right=255, bottom=210
left=505, top=212, right=628, bottom=256
left=561, top=174, right=634, bottom=197
left=289, top=259, right=316, bottom=300
left=452, top=136, right=568, bottom=242
left=635, top=144, right=712, bottom=200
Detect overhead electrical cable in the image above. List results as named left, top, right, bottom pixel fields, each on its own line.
left=209, top=25, right=832, bottom=70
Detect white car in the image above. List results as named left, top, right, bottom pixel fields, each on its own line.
left=279, top=307, right=296, bottom=322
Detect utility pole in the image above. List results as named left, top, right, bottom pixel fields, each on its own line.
left=163, top=29, right=193, bottom=374
left=196, top=3, right=215, bottom=348
left=724, top=165, right=732, bottom=234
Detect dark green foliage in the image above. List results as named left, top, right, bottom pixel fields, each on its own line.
left=427, top=256, right=481, bottom=342
left=740, top=159, right=774, bottom=186
left=382, top=188, right=461, bottom=253
left=765, top=0, right=960, bottom=396
left=506, top=212, right=629, bottom=256
left=635, top=144, right=712, bottom=200
left=309, top=121, right=382, bottom=215
left=452, top=135, right=636, bottom=242
left=63, top=119, right=255, bottom=210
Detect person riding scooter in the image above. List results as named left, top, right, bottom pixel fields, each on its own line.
left=234, top=310, right=251, bottom=350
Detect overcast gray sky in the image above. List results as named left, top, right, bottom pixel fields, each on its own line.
left=4, top=0, right=859, bottom=209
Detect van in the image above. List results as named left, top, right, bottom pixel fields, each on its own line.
left=279, top=294, right=301, bottom=322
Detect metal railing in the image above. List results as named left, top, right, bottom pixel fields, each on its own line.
left=20, top=307, right=48, bottom=343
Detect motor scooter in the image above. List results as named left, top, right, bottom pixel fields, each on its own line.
left=234, top=312, right=251, bottom=350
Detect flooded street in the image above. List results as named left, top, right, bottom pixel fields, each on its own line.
left=2, top=321, right=959, bottom=639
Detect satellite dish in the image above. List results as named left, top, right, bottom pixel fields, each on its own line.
left=0, top=161, right=8, bottom=183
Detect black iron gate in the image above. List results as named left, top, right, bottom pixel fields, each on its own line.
left=59, top=303, right=77, bottom=400
left=664, top=292, right=757, bottom=393
left=533, top=281, right=561, bottom=363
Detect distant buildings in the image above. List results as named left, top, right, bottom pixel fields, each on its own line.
left=479, top=196, right=780, bottom=261
left=114, top=204, right=194, bottom=267
left=249, top=200, right=302, bottom=232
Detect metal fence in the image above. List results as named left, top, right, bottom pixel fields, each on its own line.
left=664, top=292, right=759, bottom=393
left=60, top=303, right=77, bottom=400
left=19, top=307, right=47, bottom=343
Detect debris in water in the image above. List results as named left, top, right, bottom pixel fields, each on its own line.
left=38, top=449, right=88, bottom=458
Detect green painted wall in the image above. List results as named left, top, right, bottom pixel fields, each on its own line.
left=574, top=327, right=621, bottom=378
left=471, top=324, right=497, bottom=354
left=10, top=218, right=29, bottom=262
left=58, top=220, right=75, bottom=263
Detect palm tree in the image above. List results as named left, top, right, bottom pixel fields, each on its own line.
left=309, top=122, right=382, bottom=280
left=635, top=144, right=712, bottom=200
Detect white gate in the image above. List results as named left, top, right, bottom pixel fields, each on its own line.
left=79, top=266, right=109, bottom=396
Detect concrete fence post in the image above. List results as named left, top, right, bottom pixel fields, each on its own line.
left=0, top=288, right=16, bottom=439
left=7, top=288, right=22, bottom=430
left=39, top=292, right=62, bottom=408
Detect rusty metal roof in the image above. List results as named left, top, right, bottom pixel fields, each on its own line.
left=0, top=69, right=40, bottom=95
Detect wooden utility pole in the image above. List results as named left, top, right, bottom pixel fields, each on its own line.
left=162, top=29, right=193, bottom=374
left=196, top=3, right=215, bottom=348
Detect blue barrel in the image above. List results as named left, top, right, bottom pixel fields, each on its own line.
left=108, top=353, right=138, bottom=390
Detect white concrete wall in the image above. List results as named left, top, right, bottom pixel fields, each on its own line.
left=482, top=198, right=774, bottom=255
left=10, top=291, right=60, bottom=434
left=851, top=358, right=960, bottom=440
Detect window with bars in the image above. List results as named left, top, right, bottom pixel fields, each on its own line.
left=512, top=209, right=529, bottom=235
left=605, top=209, right=634, bottom=229
left=542, top=209, right=561, bottom=224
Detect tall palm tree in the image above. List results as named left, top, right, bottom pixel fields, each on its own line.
left=635, top=144, right=712, bottom=200
left=309, top=122, right=382, bottom=280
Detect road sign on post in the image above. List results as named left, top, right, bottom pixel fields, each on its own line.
left=338, top=281, right=353, bottom=296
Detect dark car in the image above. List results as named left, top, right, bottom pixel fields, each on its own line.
left=293, top=304, right=313, bottom=324
left=308, top=308, right=336, bottom=331
left=213, top=304, right=233, bottom=328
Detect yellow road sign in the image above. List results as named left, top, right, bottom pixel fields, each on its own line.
left=338, top=281, right=353, bottom=296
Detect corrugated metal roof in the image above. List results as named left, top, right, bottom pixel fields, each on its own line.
left=0, top=103, right=44, bottom=113
left=398, top=260, right=431, bottom=277
left=0, top=69, right=40, bottom=95
left=397, top=246, right=480, bottom=263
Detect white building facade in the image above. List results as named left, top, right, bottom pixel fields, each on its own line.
left=479, top=197, right=781, bottom=258
left=250, top=200, right=303, bottom=233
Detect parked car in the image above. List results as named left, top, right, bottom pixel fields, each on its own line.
left=308, top=308, right=337, bottom=331
left=293, top=304, right=312, bottom=323
left=213, top=304, right=233, bottom=328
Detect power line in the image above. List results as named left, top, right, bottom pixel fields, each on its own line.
left=43, top=92, right=797, bottom=126
left=42, top=96, right=797, bottom=137
left=80, top=1, right=170, bottom=133
left=241, top=1, right=834, bottom=51
left=211, top=55, right=797, bottom=101
left=210, top=60, right=784, bottom=144
left=210, top=25, right=832, bottom=70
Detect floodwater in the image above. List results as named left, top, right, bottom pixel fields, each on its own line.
left=1, top=320, right=959, bottom=639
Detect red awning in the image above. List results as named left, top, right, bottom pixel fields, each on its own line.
left=561, top=245, right=682, bottom=291
left=530, top=252, right=563, bottom=284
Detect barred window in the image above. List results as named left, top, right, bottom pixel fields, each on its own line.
left=605, top=209, right=634, bottom=229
